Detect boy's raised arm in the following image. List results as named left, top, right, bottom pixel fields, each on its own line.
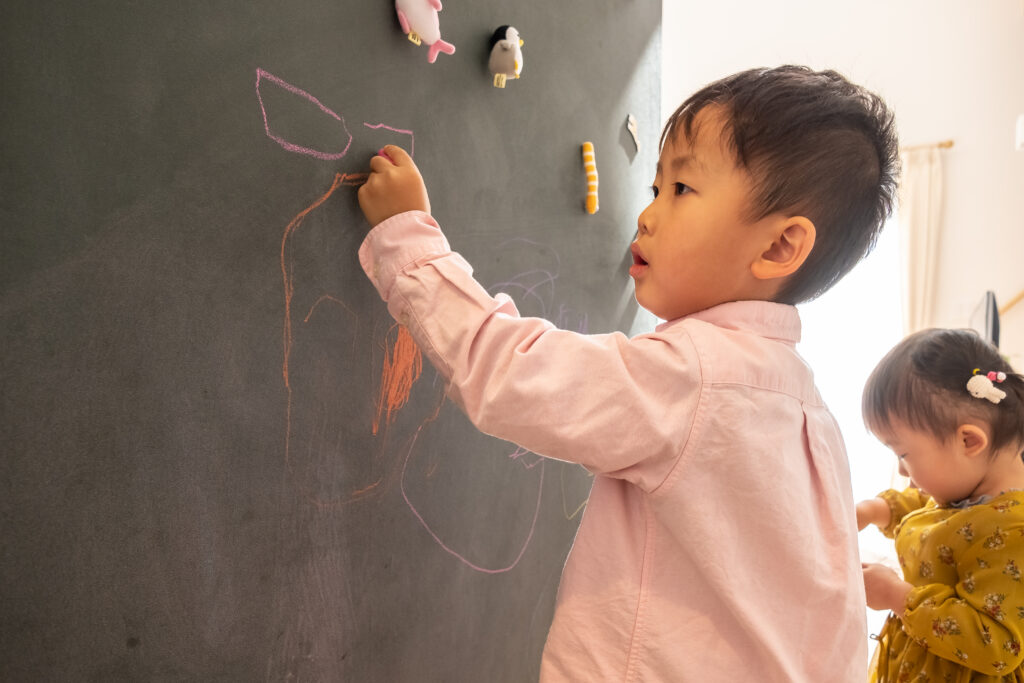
left=352, top=155, right=699, bottom=490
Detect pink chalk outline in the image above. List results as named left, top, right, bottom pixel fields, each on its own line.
left=363, top=122, right=415, bottom=158
left=263, top=67, right=557, bottom=573
left=255, top=69, right=417, bottom=161
left=256, top=68, right=353, bottom=160
left=400, top=426, right=545, bottom=575
left=397, top=250, right=586, bottom=574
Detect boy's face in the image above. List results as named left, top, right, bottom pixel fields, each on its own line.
left=631, top=107, right=771, bottom=320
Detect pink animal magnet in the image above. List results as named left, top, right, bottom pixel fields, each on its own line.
left=395, top=0, right=456, bottom=63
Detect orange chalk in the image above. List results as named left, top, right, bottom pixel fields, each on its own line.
left=372, top=324, right=423, bottom=435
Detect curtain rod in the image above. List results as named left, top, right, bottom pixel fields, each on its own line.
left=900, top=139, right=954, bottom=152
left=1000, top=289, right=1024, bottom=316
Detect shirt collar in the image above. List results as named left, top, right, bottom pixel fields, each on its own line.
left=656, top=301, right=802, bottom=344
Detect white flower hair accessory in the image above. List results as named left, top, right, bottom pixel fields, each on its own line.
left=966, top=368, right=1007, bottom=404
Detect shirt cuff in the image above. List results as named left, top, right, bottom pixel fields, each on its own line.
left=358, top=210, right=452, bottom=301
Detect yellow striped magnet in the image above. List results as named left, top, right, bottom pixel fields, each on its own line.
left=581, top=141, right=599, bottom=214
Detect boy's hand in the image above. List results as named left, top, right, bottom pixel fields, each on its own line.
left=862, top=562, right=912, bottom=614
left=855, top=497, right=891, bottom=531
left=357, top=145, right=431, bottom=227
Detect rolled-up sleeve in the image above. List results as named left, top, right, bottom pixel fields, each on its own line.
left=358, top=211, right=700, bottom=491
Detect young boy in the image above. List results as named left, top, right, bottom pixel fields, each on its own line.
left=356, top=65, right=899, bottom=681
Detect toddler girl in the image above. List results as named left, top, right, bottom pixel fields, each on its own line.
left=857, top=328, right=1024, bottom=681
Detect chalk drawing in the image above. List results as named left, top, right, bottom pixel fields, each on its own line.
left=256, top=68, right=416, bottom=162
left=263, top=66, right=417, bottom=497
left=259, top=69, right=589, bottom=573
left=363, top=122, right=415, bottom=158
left=373, top=324, right=422, bottom=436
left=256, top=68, right=353, bottom=160
left=399, top=428, right=545, bottom=574
left=397, top=241, right=590, bottom=572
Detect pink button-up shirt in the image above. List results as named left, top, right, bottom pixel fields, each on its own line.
left=359, top=211, right=867, bottom=682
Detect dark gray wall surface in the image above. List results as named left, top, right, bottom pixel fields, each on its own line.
left=1, top=1, right=661, bottom=679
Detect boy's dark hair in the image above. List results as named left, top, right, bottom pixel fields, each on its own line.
left=862, top=328, right=1024, bottom=456
left=661, top=65, right=900, bottom=304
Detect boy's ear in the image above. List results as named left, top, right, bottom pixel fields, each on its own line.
left=750, top=216, right=816, bottom=281
left=957, top=424, right=990, bottom=458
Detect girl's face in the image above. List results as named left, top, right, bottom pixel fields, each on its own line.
left=874, top=418, right=985, bottom=505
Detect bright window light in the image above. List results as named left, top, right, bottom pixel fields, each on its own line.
left=797, top=218, right=903, bottom=645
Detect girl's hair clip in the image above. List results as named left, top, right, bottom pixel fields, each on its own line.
left=967, top=368, right=1008, bottom=404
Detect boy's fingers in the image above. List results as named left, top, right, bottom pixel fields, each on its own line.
left=368, top=155, right=392, bottom=173
left=380, top=144, right=413, bottom=166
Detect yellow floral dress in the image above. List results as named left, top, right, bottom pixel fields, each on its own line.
left=870, top=488, right=1024, bottom=682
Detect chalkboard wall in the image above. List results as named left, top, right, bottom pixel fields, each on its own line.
left=1, top=1, right=661, bottom=679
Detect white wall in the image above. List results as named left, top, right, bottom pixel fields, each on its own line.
left=663, top=0, right=1024, bottom=366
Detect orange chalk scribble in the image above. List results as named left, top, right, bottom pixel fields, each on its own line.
left=282, top=172, right=366, bottom=466
left=281, top=172, right=366, bottom=391
left=303, top=295, right=353, bottom=324
left=351, top=479, right=383, bottom=497
left=373, top=324, right=422, bottom=435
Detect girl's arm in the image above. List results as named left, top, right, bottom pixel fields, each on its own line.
left=873, top=487, right=932, bottom=538
left=855, top=497, right=891, bottom=531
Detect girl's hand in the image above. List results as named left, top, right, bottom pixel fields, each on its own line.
left=862, top=562, right=912, bottom=614
left=357, top=145, right=431, bottom=227
left=855, top=497, right=891, bottom=531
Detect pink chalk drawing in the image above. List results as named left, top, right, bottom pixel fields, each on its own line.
left=256, top=66, right=582, bottom=681
left=363, top=122, right=415, bottom=159
left=256, top=68, right=415, bottom=162
left=397, top=243, right=590, bottom=573
left=257, top=70, right=589, bottom=574
left=399, top=428, right=545, bottom=574
left=256, top=68, right=353, bottom=160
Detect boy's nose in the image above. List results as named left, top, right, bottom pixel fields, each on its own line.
left=637, top=205, right=653, bottom=235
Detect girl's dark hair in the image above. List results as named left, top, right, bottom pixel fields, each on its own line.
left=862, top=328, right=1024, bottom=455
left=661, top=65, right=900, bottom=304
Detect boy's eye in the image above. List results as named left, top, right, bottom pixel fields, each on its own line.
left=650, top=183, right=691, bottom=199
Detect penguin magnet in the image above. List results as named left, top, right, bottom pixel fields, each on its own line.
left=488, top=26, right=523, bottom=88
left=395, top=0, right=456, bottom=63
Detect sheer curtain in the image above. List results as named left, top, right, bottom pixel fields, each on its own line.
left=897, top=146, right=945, bottom=334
